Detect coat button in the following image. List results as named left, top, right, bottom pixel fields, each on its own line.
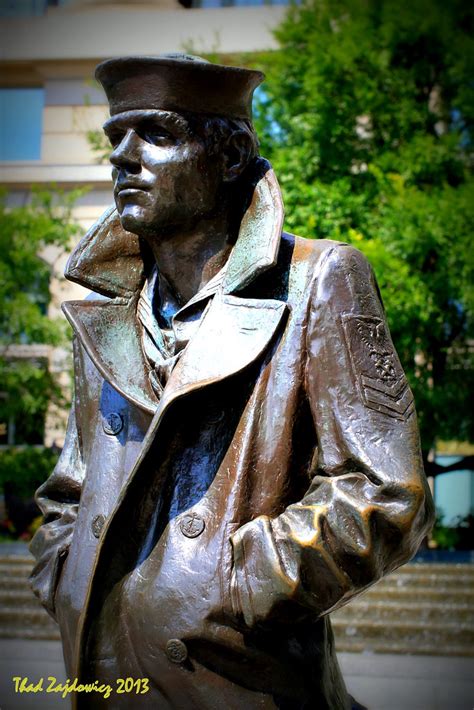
left=179, top=512, right=205, bottom=538
left=91, top=514, right=106, bottom=538
left=103, top=412, right=123, bottom=436
left=165, top=639, right=188, bottom=664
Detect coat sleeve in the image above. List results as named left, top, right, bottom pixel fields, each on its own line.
left=29, top=341, right=85, bottom=622
left=229, top=244, right=435, bottom=628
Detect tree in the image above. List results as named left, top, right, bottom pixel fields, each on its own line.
left=252, top=0, right=474, bottom=462
left=0, top=188, right=82, bottom=446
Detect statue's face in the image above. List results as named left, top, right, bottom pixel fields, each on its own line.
left=104, top=109, right=223, bottom=236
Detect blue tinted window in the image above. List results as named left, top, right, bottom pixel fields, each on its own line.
left=0, top=88, right=44, bottom=161
left=193, top=0, right=294, bottom=5
left=0, top=0, right=48, bottom=17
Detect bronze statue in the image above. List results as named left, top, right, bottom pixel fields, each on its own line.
left=30, top=55, right=434, bottom=709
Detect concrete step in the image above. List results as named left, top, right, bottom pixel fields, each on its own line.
left=0, top=607, right=57, bottom=628
left=0, top=625, right=60, bottom=641
left=0, top=564, right=33, bottom=577
left=334, top=637, right=474, bottom=657
left=0, top=555, right=33, bottom=564
left=0, top=590, right=42, bottom=608
left=333, top=599, right=474, bottom=624
left=391, top=562, right=474, bottom=575
left=0, top=578, right=33, bottom=592
left=376, top=573, right=474, bottom=589
left=360, top=586, right=474, bottom=604
left=332, top=618, right=474, bottom=649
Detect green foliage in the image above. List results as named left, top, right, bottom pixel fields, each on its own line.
left=0, top=188, right=83, bottom=434
left=0, top=447, right=59, bottom=499
left=86, top=129, right=110, bottom=165
left=431, top=510, right=461, bottom=550
left=0, top=187, right=82, bottom=346
left=251, top=0, right=474, bottom=451
left=0, top=360, right=60, bottom=439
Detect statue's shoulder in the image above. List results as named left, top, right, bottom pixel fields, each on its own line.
left=284, top=233, right=369, bottom=269
left=283, top=231, right=355, bottom=266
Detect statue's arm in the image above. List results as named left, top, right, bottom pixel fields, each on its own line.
left=230, top=244, right=435, bottom=628
left=29, top=341, right=85, bottom=621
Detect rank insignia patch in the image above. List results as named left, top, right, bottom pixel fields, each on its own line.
left=341, top=314, right=414, bottom=421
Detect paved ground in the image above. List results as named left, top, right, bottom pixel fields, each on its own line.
left=0, top=639, right=473, bottom=710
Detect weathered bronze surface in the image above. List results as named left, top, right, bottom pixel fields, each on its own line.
left=30, top=55, right=435, bottom=709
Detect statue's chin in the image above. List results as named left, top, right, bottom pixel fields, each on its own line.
left=117, top=208, right=154, bottom=237
left=118, top=213, right=140, bottom=235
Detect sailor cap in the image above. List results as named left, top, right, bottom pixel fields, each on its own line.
left=95, top=53, right=264, bottom=121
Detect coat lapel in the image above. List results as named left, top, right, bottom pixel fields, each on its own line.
left=117, top=292, right=287, bottom=509
left=62, top=297, right=158, bottom=414
left=160, top=293, right=287, bottom=410
left=222, top=162, right=284, bottom=294
left=62, top=291, right=287, bottom=420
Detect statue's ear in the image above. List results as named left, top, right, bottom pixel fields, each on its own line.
left=222, top=130, right=253, bottom=183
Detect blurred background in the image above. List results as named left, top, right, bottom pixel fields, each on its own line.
left=0, top=0, right=473, bottom=706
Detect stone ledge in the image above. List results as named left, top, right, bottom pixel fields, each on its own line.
left=0, top=163, right=111, bottom=187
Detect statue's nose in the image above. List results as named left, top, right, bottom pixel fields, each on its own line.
left=110, top=129, right=141, bottom=173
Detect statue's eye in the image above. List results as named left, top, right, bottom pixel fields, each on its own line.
left=107, top=130, right=125, bottom=148
left=139, top=123, right=174, bottom=145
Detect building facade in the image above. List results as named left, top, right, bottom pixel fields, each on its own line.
left=0, top=0, right=286, bottom=446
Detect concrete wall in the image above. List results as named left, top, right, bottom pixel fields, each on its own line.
left=0, top=5, right=285, bottom=61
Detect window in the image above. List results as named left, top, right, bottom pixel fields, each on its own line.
left=0, top=0, right=48, bottom=17
left=0, top=88, right=44, bottom=161
left=190, top=0, right=292, bottom=6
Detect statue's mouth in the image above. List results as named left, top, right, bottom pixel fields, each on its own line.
left=117, top=187, right=147, bottom=197
left=116, top=178, right=150, bottom=194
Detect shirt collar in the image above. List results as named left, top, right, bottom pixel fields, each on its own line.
left=175, top=259, right=229, bottom=317
left=142, top=258, right=228, bottom=331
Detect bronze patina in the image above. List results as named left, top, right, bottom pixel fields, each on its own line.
left=30, top=54, right=435, bottom=709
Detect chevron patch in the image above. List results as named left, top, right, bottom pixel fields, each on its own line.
left=341, top=314, right=414, bottom=421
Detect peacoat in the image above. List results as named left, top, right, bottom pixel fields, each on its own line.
left=30, top=163, right=434, bottom=709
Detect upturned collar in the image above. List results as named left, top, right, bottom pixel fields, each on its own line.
left=64, top=158, right=284, bottom=299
